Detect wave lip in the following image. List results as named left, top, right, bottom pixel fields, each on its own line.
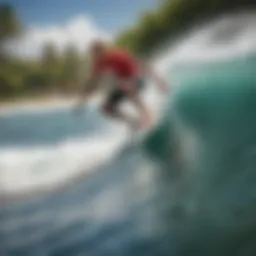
left=154, top=11, right=256, bottom=72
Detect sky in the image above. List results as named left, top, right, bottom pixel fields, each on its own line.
left=2, top=0, right=159, bottom=58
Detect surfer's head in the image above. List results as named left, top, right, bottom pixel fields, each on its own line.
left=89, top=39, right=108, bottom=60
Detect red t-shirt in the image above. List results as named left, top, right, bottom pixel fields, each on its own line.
left=93, top=50, right=141, bottom=78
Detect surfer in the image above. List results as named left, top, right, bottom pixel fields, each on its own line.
left=74, top=40, right=168, bottom=131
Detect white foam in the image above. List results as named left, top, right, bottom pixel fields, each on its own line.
left=153, top=11, right=256, bottom=70
left=0, top=131, right=126, bottom=194
left=0, top=84, right=164, bottom=195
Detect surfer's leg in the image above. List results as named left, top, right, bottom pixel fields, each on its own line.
left=126, top=77, right=154, bottom=129
left=129, top=92, right=154, bottom=128
left=102, top=90, right=140, bottom=130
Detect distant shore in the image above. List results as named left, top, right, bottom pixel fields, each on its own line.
left=0, top=96, right=76, bottom=114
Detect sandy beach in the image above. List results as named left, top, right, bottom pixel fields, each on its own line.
left=0, top=96, right=76, bottom=114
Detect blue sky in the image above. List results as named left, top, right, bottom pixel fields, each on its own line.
left=2, top=0, right=158, bottom=33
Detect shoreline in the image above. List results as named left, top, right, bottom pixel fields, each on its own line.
left=0, top=96, right=76, bottom=114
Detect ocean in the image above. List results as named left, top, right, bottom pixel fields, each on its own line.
left=1, top=12, right=256, bottom=256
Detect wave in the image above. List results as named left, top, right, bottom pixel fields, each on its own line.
left=0, top=132, right=126, bottom=195
left=1, top=11, right=255, bottom=198
left=1, top=11, right=256, bottom=256
left=153, top=11, right=256, bottom=73
left=143, top=11, right=256, bottom=255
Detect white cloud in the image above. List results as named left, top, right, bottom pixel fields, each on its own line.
left=7, top=15, right=112, bottom=59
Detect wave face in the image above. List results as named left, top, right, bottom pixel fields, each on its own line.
left=144, top=11, right=256, bottom=255
left=0, top=106, right=129, bottom=194
left=144, top=57, right=256, bottom=255
left=1, top=12, right=256, bottom=256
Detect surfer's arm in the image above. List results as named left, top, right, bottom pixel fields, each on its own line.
left=141, top=61, right=168, bottom=92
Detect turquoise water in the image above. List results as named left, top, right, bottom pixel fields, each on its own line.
left=144, top=57, right=256, bottom=255
left=1, top=57, right=256, bottom=255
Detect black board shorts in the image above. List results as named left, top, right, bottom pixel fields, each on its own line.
left=106, top=78, right=145, bottom=106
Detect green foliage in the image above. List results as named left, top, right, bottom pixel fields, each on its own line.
left=41, top=43, right=59, bottom=67
left=116, top=28, right=140, bottom=52
left=0, top=3, right=21, bottom=42
left=60, top=43, right=82, bottom=88
left=0, top=3, right=21, bottom=61
left=0, top=2, right=87, bottom=100
left=0, top=41, right=87, bottom=99
left=0, top=4, right=90, bottom=100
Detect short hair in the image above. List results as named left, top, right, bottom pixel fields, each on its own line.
left=89, top=39, right=107, bottom=52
